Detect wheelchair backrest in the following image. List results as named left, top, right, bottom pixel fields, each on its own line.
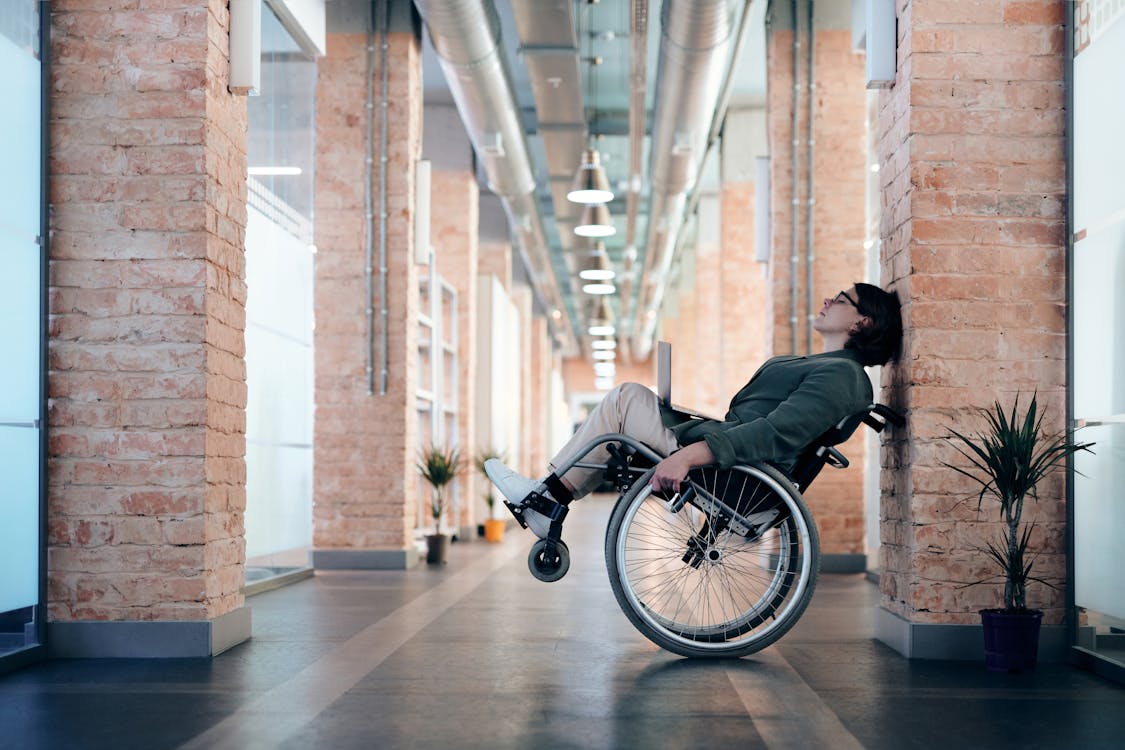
left=788, top=403, right=905, bottom=491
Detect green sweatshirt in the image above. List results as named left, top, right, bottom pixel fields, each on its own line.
left=663, top=349, right=872, bottom=470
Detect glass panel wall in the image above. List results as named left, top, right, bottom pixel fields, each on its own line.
left=1071, top=2, right=1125, bottom=670
left=0, top=0, right=44, bottom=667
left=243, top=3, right=317, bottom=584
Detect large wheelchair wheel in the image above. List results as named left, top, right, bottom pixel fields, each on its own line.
left=604, top=463, right=819, bottom=658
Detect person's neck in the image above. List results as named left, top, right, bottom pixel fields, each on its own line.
left=820, top=332, right=848, bottom=352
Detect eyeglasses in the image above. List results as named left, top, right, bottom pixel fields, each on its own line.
left=832, top=290, right=860, bottom=309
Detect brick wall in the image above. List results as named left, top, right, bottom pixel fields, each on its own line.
left=767, top=22, right=869, bottom=556
left=877, top=0, right=1068, bottom=624
left=47, top=0, right=247, bottom=622
left=478, top=241, right=512, bottom=291
left=719, top=181, right=769, bottom=402
left=313, top=29, right=422, bottom=552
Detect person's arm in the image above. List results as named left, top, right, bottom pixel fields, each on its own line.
left=702, top=361, right=869, bottom=469
left=649, top=440, right=715, bottom=493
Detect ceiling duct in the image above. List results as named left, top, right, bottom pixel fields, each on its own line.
left=509, top=0, right=587, bottom=244
left=415, top=0, right=579, bottom=355
left=630, top=0, right=733, bottom=360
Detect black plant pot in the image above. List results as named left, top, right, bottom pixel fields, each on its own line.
left=425, top=534, right=448, bottom=565
left=980, top=608, right=1043, bottom=672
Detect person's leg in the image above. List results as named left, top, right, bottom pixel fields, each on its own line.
left=484, top=382, right=678, bottom=537
left=547, top=382, right=679, bottom=498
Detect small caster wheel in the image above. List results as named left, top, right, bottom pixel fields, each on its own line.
left=528, top=538, right=570, bottom=582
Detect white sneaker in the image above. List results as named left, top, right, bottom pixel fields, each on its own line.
left=483, top=459, right=554, bottom=538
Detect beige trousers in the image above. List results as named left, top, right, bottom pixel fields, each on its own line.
left=548, top=382, right=681, bottom=498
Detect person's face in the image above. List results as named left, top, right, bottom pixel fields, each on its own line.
left=813, top=287, right=870, bottom=336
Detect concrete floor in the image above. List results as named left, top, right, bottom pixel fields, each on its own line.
left=3, top=496, right=1125, bottom=749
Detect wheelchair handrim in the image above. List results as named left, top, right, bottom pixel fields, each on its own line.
left=612, top=464, right=814, bottom=652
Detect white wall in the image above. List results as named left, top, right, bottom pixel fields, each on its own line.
left=475, top=276, right=522, bottom=516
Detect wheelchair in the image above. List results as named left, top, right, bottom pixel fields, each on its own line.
left=505, top=402, right=905, bottom=659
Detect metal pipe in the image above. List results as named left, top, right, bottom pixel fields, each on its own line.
left=415, top=0, right=578, bottom=355
left=629, top=0, right=734, bottom=360
left=378, top=0, right=390, bottom=394
left=789, top=0, right=800, bottom=354
left=364, top=3, right=375, bottom=395
left=618, top=0, right=650, bottom=361
left=653, top=0, right=761, bottom=313
left=804, top=0, right=815, bottom=354
left=1063, top=0, right=1077, bottom=650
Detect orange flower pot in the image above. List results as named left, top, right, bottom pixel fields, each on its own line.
left=484, top=519, right=506, bottom=543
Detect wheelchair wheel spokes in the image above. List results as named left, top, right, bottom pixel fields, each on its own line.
left=605, top=464, right=819, bottom=658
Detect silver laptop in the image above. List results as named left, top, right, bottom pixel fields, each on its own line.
left=656, top=341, right=718, bottom=420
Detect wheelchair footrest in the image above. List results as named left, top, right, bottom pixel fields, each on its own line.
left=504, top=492, right=569, bottom=531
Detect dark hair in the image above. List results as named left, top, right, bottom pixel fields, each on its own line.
left=845, top=283, right=902, bottom=366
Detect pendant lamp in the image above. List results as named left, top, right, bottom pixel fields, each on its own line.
left=567, top=148, right=614, bottom=204
left=587, top=296, right=615, bottom=336
left=577, top=242, right=615, bottom=281
left=574, top=202, right=615, bottom=237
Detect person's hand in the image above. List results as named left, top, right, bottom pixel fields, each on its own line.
left=650, top=452, right=693, bottom=494
left=648, top=441, right=716, bottom=494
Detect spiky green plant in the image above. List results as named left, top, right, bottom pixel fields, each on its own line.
left=944, top=393, right=1093, bottom=612
left=474, top=450, right=506, bottom=518
left=417, top=446, right=462, bottom=530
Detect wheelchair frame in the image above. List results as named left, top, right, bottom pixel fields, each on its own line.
left=510, top=402, right=905, bottom=657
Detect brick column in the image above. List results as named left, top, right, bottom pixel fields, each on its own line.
left=719, top=107, right=770, bottom=397
left=478, top=241, right=512, bottom=291
left=874, top=0, right=1068, bottom=658
left=432, top=168, right=478, bottom=536
left=691, top=193, right=724, bottom=416
left=312, top=10, right=423, bottom=569
left=47, top=1, right=250, bottom=656
left=766, top=4, right=870, bottom=569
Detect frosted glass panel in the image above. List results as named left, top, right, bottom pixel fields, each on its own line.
left=244, top=204, right=314, bottom=561
left=242, top=5, right=316, bottom=567
left=1074, top=425, right=1125, bottom=620
left=0, top=239, right=41, bottom=422
left=0, top=0, right=41, bottom=630
left=245, top=445, right=313, bottom=559
left=1071, top=224, right=1125, bottom=419
left=0, top=426, right=39, bottom=612
left=0, top=33, right=41, bottom=240
left=1073, top=16, right=1125, bottom=235
left=1072, top=9, right=1125, bottom=662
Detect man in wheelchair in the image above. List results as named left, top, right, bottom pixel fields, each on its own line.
left=485, top=282, right=903, bottom=540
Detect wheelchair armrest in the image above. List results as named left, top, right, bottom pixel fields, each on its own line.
left=817, top=445, right=849, bottom=469
left=863, top=403, right=906, bottom=431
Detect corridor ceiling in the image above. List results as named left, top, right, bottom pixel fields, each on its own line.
left=417, top=0, right=767, bottom=361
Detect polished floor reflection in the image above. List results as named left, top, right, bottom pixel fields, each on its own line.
left=2, top=496, right=1125, bottom=749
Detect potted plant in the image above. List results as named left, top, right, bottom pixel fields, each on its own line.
left=475, top=450, right=507, bottom=543
left=945, top=393, right=1093, bottom=672
left=418, top=445, right=462, bottom=565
